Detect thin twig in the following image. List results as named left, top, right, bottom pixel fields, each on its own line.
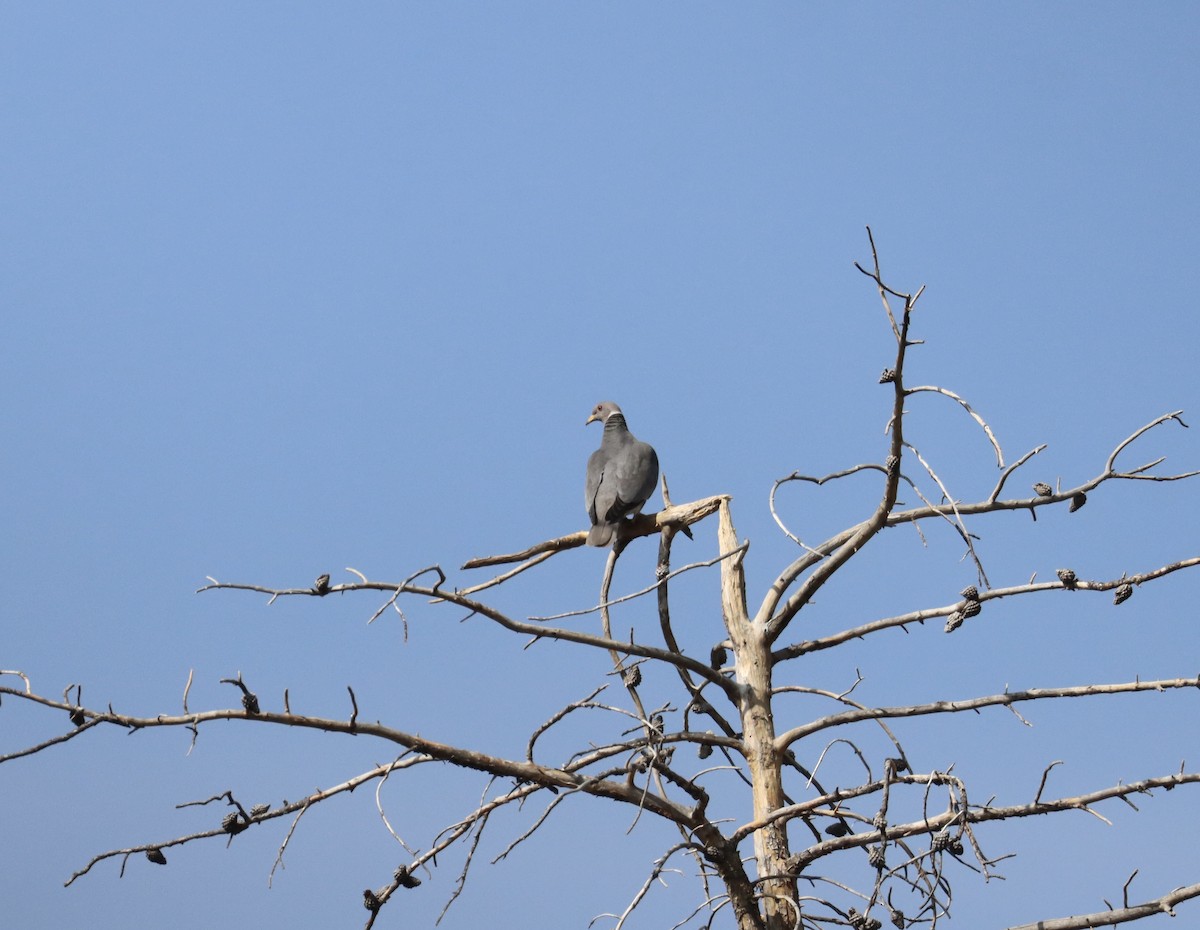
left=530, top=545, right=748, bottom=622
left=906, top=385, right=1005, bottom=467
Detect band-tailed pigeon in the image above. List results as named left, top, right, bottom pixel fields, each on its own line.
left=584, top=401, right=659, bottom=547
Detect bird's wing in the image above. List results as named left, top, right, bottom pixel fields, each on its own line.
left=585, top=446, right=609, bottom=525
left=603, top=438, right=659, bottom=520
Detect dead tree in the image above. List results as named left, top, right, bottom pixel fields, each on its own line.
left=3, top=231, right=1197, bottom=930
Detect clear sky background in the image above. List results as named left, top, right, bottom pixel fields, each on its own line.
left=2, top=5, right=1197, bottom=929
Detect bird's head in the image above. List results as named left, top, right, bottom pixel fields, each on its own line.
left=586, top=401, right=622, bottom=426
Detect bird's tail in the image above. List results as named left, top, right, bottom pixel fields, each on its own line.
left=587, top=524, right=615, bottom=547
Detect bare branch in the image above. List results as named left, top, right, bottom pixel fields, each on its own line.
left=738, top=769, right=1200, bottom=856
left=530, top=544, right=747, bottom=622
left=0, top=669, right=32, bottom=693
left=199, top=575, right=740, bottom=702
left=461, top=496, right=727, bottom=570
left=462, top=531, right=587, bottom=569
left=988, top=444, right=1048, bottom=502
left=453, top=551, right=556, bottom=596
left=773, top=558, right=1200, bottom=662
left=903, top=441, right=990, bottom=588
left=760, top=252, right=919, bottom=642
left=1007, top=882, right=1200, bottom=930
left=268, top=798, right=311, bottom=888
left=1105, top=411, right=1191, bottom=476
left=0, top=687, right=697, bottom=827
left=0, top=715, right=107, bottom=763
left=593, top=842, right=701, bottom=930
left=770, top=464, right=930, bottom=556
left=906, top=385, right=1005, bottom=467
left=64, top=757, right=430, bottom=886
left=762, top=409, right=1197, bottom=648
left=775, top=678, right=1198, bottom=751
left=526, top=685, right=608, bottom=762
left=1034, top=760, right=1064, bottom=805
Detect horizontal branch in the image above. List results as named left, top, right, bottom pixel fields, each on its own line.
left=199, top=576, right=742, bottom=703
left=65, top=756, right=429, bottom=885
left=1007, top=881, right=1200, bottom=930
left=739, top=769, right=1200, bottom=858
left=0, top=687, right=696, bottom=827
left=461, top=496, right=727, bottom=570
left=774, top=677, right=1200, bottom=751
left=772, top=557, right=1200, bottom=663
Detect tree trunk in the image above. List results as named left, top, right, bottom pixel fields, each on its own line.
left=719, top=500, right=797, bottom=929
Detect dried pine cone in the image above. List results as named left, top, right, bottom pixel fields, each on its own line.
left=931, top=829, right=950, bottom=851
left=960, top=599, right=981, bottom=619
left=250, top=803, right=270, bottom=818
left=944, top=611, right=963, bottom=633
left=1069, top=491, right=1087, bottom=512
left=363, top=889, right=382, bottom=911
left=698, top=741, right=713, bottom=759
left=145, top=847, right=167, bottom=865
left=1033, top=482, right=1053, bottom=497
left=1056, top=569, right=1078, bottom=590
left=69, top=707, right=87, bottom=728
left=222, top=812, right=248, bottom=835
left=242, top=692, right=261, bottom=715
left=622, top=665, right=642, bottom=688
left=313, top=573, right=331, bottom=595
left=960, top=584, right=979, bottom=601
left=879, top=368, right=897, bottom=384
left=867, top=846, right=887, bottom=869
left=825, top=821, right=850, bottom=837
left=1114, top=583, right=1133, bottom=605
left=709, top=644, right=728, bottom=670
left=890, top=909, right=907, bottom=929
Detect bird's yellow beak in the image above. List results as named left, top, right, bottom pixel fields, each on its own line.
left=586, top=412, right=600, bottom=425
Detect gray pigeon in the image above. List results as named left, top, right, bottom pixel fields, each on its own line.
left=584, top=401, right=659, bottom=547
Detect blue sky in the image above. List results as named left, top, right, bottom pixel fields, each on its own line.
left=2, top=5, right=1197, bottom=929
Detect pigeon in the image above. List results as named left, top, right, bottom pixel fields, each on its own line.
left=584, top=401, right=659, bottom=547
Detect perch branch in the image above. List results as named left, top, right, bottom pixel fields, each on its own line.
left=461, top=496, right=726, bottom=570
